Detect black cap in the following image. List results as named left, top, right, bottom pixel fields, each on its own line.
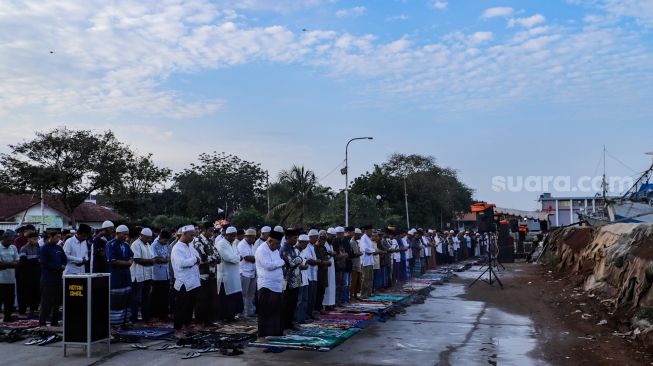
left=77, top=224, right=92, bottom=234
left=362, top=224, right=373, bottom=230
left=269, top=231, right=284, bottom=241
left=345, top=226, right=355, bottom=232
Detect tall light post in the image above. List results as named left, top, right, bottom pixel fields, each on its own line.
left=403, top=175, right=410, bottom=228
left=343, top=137, right=373, bottom=226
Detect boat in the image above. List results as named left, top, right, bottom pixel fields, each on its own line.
left=579, top=150, right=653, bottom=225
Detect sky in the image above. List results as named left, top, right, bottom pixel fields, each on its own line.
left=1, top=0, right=653, bottom=211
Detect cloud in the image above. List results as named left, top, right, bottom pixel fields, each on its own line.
left=1, top=0, right=652, bottom=124
left=574, top=0, right=653, bottom=27
left=432, top=1, right=448, bottom=10
left=335, top=6, right=366, bottom=18
left=386, top=14, right=409, bottom=22
left=469, top=31, right=494, bottom=44
left=480, top=7, right=514, bottom=19
left=508, top=14, right=546, bottom=28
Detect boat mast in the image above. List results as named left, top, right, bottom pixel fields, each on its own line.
left=602, top=145, right=607, bottom=200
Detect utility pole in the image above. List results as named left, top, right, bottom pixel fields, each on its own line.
left=344, top=137, right=373, bottom=226
left=266, top=170, right=270, bottom=214
left=404, top=175, right=410, bottom=228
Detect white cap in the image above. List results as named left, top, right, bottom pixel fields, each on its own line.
left=140, top=228, right=153, bottom=237
left=245, top=228, right=257, bottom=236
left=308, top=229, right=319, bottom=237
left=449, top=230, right=455, bottom=234
left=298, top=234, right=309, bottom=241
left=70, top=229, right=76, bottom=234
left=428, top=229, right=434, bottom=234
left=101, top=220, right=114, bottom=229
left=226, top=226, right=237, bottom=234
left=116, top=225, right=129, bottom=233
left=354, top=228, right=362, bottom=234
left=335, top=226, right=345, bottom=233
left=327, top=228, right=335, bottom=235
left=273, top=225, right=284, bottom=233
left=181, top=225, right=195, bottom=233
left=261, top=226, right=272, bottom=233
left=408, top=229, right=416, bottom=235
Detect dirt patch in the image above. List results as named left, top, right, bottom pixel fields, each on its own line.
left=460, top=262, right=653, bottom=365
left=563, top=227, right=595, bottom=253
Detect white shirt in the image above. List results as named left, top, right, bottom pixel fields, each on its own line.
left=453, top=237, right=461, bottom=250
left=298, top=246, right=309, bottom=286
left=255, top=242, right=285, bottom=293
left=436, top=236, right=444, bottom=254
left=359, top=234, right=375, bottom=267
left=403, top=238, right=412, bottom=260
left=170, top=240, right=201, bottom=291
left=422, top=236, right=431, bottom=256
left=63, top=235, right=88, bottom=275
left=301, top=243, right=317, bottom=282
left=390, top=239, right=400, bottom=262
left=237, top=239, right=257, bottom=278
left=215, top=237, right=242, bottom=295
left=130, top=239, right=154, bottom=282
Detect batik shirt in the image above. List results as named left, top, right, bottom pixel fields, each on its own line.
left=281, top=242, right=303, bottom=289
left=193, top=234, right=221, bottom=281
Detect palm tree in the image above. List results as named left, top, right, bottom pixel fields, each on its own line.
left=268, top=165, right=325, bottom=226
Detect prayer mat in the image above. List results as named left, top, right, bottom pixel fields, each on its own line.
left=0, top=319, right=40, bottom=329
left=366, top=295, right=407, bottom=302
left=263, top=335, right=339, bottom=348
left=320, top=313, right=374, bottom=321
left=290, top=328, right=360, bottom=340
left=116, top=328, right=175, bottom=340
left=218, top=324, right=258, bottom=335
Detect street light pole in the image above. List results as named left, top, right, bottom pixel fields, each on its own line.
left=344, top=137, right=373, bottom=226
left=404, top=175, right=410, bottom=228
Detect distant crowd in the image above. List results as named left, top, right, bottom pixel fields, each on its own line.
left=0, top=222, right=494, bottom=339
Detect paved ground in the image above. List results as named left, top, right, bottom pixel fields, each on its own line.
left=1, top=263, right=649, bottom=365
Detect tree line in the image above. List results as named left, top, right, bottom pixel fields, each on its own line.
left=0, top=127, right=474, bottom=229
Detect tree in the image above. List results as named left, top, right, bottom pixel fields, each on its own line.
left=0, top=127, right=132, bottom=224
left=231, top=208, right=266, bottom=229
left=351, top=153, right=474, bottom=228
left=102, top=154, right=172, bottom=218
left=321, top=192, right=383, bottom=227
left=174, top=152, right=267, bottom=219
left=268, top=165, right=331, bottom=226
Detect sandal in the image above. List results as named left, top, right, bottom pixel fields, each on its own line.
left=181, top=351, right=201, bottom=359
left=157, top=343, right=182, bottom=350
left=130, top=344, right=148, bottom=350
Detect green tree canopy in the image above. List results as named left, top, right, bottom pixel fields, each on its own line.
left=0, top=127, right=134, bottom=222
left=173, top=152, right=267, bottom=219
left=351, top=153, right=473, bottom=229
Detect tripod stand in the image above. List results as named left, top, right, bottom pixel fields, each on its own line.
left=469, top=255, right=504, bottom=289
left=470, top=235, right=504, bottom=289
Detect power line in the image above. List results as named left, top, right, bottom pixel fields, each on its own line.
left=605, top=149, right=638, bottom=173
left=318, top=159, right=346, bottom=182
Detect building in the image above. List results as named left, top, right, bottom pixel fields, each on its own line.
left=0, top=193, right=123, bottom=230
left=538, top=193, right=607, bottom=227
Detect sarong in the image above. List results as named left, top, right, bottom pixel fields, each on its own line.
left=110, top=286, right=132, bottom=325
left=257, top=287, right=282, bottom=337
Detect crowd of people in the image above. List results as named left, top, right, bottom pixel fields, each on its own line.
left=0, top=221, right=494, bottom=340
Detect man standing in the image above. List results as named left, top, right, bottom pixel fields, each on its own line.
left=294, top=234, right=311, bottom=324
left=63, top=224, right=91, bottom=275
left=39, top=230, right=66, bottom=326
left=151, top=230, right=172, bottom=321
left=255, top=230, right=285, bottom=339
left=280, top=229, right=302, bottom=330
left=215, top=226, right=243, bottom=322
left=0, top=230, right=19, bottom=322
left=17, top=232, right=40, bottom=316
left=332, top=226, right=351, bottom=306
left=313, top=232, right=330, bottom=313
left=193, top=223, right=221, bottom=326
left=304, top=229, right=321, bottom=319
left=359, top=225, right=375, bottom=299
left=91, top=220, right=114, bottom=273
left=348, top=227, right=363, bottom=300
left=255, top=226, right=271, bottom=252
left=237, top=228, right=257, bottom=318
left=130, top=228, right=154, bottom=324
left=170, top=225, right=200, bottom=338
left=106, top=225, right=134, bottom=327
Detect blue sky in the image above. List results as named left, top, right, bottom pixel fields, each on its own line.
left=1, top=0, right=653, bottom=210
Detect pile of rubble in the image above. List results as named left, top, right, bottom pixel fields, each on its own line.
left=544, top=223, right=653, bottom=344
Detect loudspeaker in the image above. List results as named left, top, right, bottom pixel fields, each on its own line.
left=476, top=207, right=495, bottom=233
